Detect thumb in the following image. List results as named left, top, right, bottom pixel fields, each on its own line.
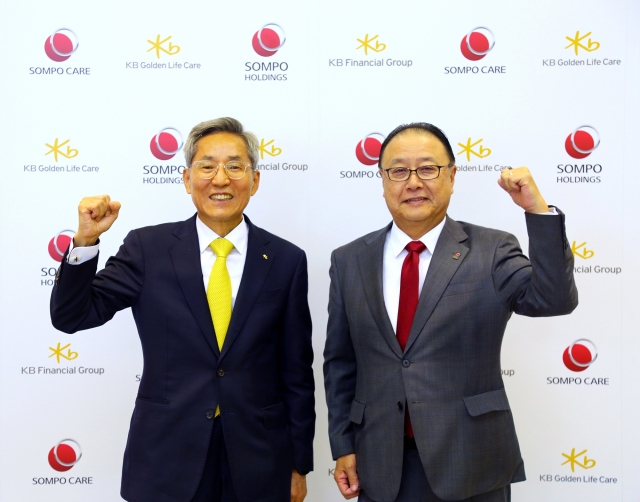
left=347, top=467, right=359, bottom=491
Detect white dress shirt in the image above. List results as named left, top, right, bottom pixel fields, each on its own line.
left=195, top=216, right=248, bottom=308
left=67, top=216, right=249, bottom=309
left=382, top=218, right=446, bottom=334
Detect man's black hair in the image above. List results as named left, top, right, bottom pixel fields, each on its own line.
left=378, top=122, right=456, bottom=168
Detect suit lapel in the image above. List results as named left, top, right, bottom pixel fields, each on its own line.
left=219, top=217, right=273, bottom=362
left=357, top=224, right=403, bottom=359
left=404, top=217, right=469, bottom=353
left=169, top=215, right=219, bottom=356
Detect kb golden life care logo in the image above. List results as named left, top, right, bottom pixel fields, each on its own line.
left=457, top=138, right=491, bottom=161
left=565, top=31, right=600, bottom=55
left=45, top=138, right=78, bottom=162
left=147, top=35, right=180, bottom=58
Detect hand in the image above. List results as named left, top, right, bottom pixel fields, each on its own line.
left=291, top=470, right=307, bottom=502
left=498, top=167, right=550, bottom=214
left=334, top=454, right=360, bottom=499
left=74, top=195, right=121, bottom=247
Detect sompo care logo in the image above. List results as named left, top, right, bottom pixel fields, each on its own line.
left=48, top=230, right=74, bottom=262
left=48, top=439, right=82, bottom=472
left=252, top=23, right=286, bottom=57
left=565, top=125, right=600, bottom=159
left=150, top=128, right=183, bottom=160
left=563, top=339, right=597, bottom=372
left=44, top=28, right=79, bottom=62
left=355, top=133, right=385, bottom=166
left=460, top=27, right=495, bottom=61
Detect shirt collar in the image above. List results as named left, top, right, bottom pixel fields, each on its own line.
left=196, top=215, right=249, bottom=256
left=388, top=217, right=447, bottom=258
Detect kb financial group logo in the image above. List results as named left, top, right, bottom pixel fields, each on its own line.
left=558, top=125, right=602, bottom=184
left=246, top=23, right=288, bottom=81
left=445, top=27, right=505, bottom=75
left=144, top=127, right=186, bottom=185
left=30, top=28, right=90, bottom=76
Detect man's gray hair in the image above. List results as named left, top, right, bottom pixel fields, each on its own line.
left=183, top=117, right=259, bottom=169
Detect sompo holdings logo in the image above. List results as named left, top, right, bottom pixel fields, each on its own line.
left=48, top=230, right=74, bottom=262
left=150, top=128, right=183, bottom=160
left=48, top=439, right=82, bottom=472
left=355, top=133, right=385, bottom=166
left=44, top=29, right=79, bottom=62
left=460, top=27, right=495, bottom=61
left=563, top=339, right=597, bottom=372
left=252, top=24, right=286, bottom=57
left=565, top=126, right=600, bottom=159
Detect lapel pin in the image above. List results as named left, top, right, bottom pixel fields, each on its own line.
left=452, top=252, right=461, bottom=260
left=263, top=254, right=268, bottom=260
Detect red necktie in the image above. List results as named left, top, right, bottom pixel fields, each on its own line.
left=397, top=240, right=426, bottom=438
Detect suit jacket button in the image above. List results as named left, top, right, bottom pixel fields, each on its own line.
left=402, top=360, right=411, bottom=368
left=206, top=410, right=214, bottom=419
left=397, top=401, right=403, bottom=411
left=217, top=369, right=225, bottom=377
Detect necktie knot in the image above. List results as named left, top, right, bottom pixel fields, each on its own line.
left=405, top=241, right=426, bottom=254
left=210, top=238, right=234, bottom=258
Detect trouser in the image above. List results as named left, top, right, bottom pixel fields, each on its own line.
left=191, top=417, right=239, bottom=502
left=358, top=440, right=511, bottom=502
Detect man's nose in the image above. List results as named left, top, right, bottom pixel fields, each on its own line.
left=406, top=170, right=424, bottom=188
left=211, top=166, right=230, bottom=185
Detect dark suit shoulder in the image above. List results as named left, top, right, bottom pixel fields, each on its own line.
left=331, top=225, right=390, bottom=259
left=251, top=224, right=305, bottom=256
left=450, top=219, right=513, bottom=243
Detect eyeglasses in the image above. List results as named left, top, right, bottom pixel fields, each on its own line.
left=190, top=160, right=251, bottom=180
left=381, top=164, right=454, bottom=182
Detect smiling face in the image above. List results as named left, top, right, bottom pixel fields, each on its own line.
left=380, top=130, right=456, bottom=239
left=183, top=132, right=260, bottom=236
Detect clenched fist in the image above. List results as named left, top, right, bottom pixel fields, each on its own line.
left=74, top=195, right=121, bottom=247
left=498, top=167, right=550, bottom=214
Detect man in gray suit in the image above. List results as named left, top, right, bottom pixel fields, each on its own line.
left=323, top=123, right=578, bottom=502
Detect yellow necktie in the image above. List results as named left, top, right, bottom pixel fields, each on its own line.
left=207, top=238, right=235, bottom=350
left=207, top=238, right=234, bottom=417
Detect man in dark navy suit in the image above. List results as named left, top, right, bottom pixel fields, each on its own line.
left=51, top=117, right=315, bottom=502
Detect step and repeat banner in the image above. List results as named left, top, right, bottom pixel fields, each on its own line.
left=1, top=1, right=639, bottom=501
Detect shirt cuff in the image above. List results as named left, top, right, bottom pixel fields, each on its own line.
left=67, top=241, right=100, bottom=265
left=538, top=205, right=558, bottom=215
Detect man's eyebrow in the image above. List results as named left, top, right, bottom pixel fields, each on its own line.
left=197, top=154, right=243, bottom=161
left=388, top=156, right=438, bottom=164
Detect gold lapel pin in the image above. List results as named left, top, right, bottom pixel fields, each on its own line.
left=263, top=254, right=268, bottom=260
left=452, top=252, right=461, bottom=260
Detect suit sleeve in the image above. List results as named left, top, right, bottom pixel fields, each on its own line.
left=281, top=251, right=316, bottom=474
left=323, top=250, right=358, bottom=460
left=492, top=210, right=578, bottom=316
left=50, top=230, right=145, bottom=333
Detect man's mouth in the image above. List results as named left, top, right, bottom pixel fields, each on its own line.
left=210, top=194, right=233, bottom=201
left=404, top=197, right=428, bottom=203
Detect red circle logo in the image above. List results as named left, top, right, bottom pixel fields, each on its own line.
left=150, top=127, right=183, bottom=160
left=48, top=230, right=74, bottom=262
left=460, top=27, right=495, bottom=61
left=252, top=23, right=286, bottom=57
left=565, top=126, right=600, bottom=159
left=563, top=339, right=598, bottom=372
left=44, top=28, right=79, bottom=62
left=355, top=133, right=385, bottom=166
left=48, top=439, right=82, bottom=472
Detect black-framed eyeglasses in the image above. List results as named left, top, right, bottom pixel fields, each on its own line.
left=190, top=160, right=251, bottom=180
left=380, top=164, right=454, bottom=182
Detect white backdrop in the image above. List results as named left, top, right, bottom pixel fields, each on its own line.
left=1, top=1, right=639, bottom=500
